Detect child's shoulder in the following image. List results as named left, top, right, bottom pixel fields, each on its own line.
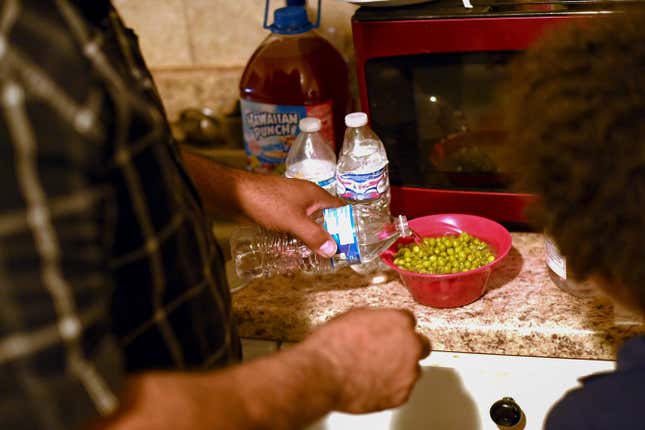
left=545, top=335, right=645, bottom=429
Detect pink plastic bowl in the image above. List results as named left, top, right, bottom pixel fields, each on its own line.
left=380, top=214, right=512, bottom=308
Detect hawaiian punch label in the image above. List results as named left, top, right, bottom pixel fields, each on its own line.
left=240, top=99, right=334, bottom=174
left=323, top=205, right=361, bottom=265
left=336, top=165, right=389, bottom=200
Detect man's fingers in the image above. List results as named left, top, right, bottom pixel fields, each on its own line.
left=397, top=308, right=417, bottom=328
left=291, top=218, right=337, bottom=258
left=393, top=309, right=430, bottom=359
left=304, top=189, right=345, bottom=217
left=417, top=333, right=431, bottom=359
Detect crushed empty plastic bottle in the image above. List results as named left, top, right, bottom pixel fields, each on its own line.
left=230, top=204, right=411, bottom=280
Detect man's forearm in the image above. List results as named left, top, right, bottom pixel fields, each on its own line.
left=88, top=342, right=338, bottom=430
left=179, top=148, right=250, bottom=217
left=178, top=148, right=343, bottom=255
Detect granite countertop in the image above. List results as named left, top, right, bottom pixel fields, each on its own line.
left=231, top=232, right=645, bottom=361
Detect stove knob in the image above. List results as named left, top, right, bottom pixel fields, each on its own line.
left=489, top=397, right=523, bottom=428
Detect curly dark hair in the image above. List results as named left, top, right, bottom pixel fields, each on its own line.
left=499, top=12, right=645, bottom=309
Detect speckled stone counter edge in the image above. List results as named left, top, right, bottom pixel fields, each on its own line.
left=231, top=233, right=645, bottom=361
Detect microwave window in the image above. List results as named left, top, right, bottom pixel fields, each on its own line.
left=365, top=51, right=518, bottom=191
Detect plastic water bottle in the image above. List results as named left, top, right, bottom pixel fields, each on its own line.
left=285, top=117, right=336, bottom=195
left=336, top=112, right=391, bottom=273
left=544, top=236, right=597, bottom=298
left=230, top=204, right=410, bottom=280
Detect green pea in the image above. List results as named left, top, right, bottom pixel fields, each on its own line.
left=392, top=232, right=496, bottom=275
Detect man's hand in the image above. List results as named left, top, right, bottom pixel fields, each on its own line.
left=86, top=307, right=431, bottom=430
left=180, top=150, right=343, bottom=258
left=237, top=174, right=343, bottom=257
left=301, top=308, right=431, bottom=413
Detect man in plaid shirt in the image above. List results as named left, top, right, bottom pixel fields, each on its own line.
left=0, top=1, right=430, bottom=429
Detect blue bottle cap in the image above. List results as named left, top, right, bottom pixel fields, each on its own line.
left=269, top=6, right=313, bottom=35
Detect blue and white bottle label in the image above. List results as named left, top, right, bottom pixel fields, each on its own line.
left=323, top=205, right=361, bottom=265
left=285, top=171, right=335, bottom=190
left=317, top=176, right=336, bottom=190
left=336, top=165, right=389, bottom=200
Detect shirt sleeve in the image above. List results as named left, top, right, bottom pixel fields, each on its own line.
left=544, top=389, right=590, bottom=430
left=545, top=368, right=645, bottom=430
left=0, top=4, right=124, bottom=430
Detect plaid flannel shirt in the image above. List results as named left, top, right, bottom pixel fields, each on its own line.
left=0, top=1, right=241, bottom=429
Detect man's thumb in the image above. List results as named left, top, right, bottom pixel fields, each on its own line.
left=292, top=218, right=337, bottom=258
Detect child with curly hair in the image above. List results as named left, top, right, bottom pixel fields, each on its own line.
left=501, top=11, right=645, bottom=429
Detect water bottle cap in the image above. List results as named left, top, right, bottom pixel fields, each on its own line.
left=269, top=6, right=313, bottom=35
left=299, top=117, right=322, bottom=133
left=345, top=112, right=368, bottom=128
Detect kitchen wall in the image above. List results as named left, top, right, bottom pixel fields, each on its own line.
left=113, top=0, right=358, bottom=122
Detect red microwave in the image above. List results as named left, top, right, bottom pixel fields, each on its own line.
left=351, top=0, right=632, bottom=226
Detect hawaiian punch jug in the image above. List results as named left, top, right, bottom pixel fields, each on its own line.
left=336, top=112, right=392, bottom=273
left=239, top=0, right=349, bottom=173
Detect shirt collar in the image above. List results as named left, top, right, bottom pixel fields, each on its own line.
left=70, top=0, right=112, bottom=25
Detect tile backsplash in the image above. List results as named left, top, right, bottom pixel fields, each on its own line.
left=114, top=0, right=357, bottom=121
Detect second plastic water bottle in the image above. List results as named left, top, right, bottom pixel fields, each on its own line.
left=230, top=204, right=410, bottom=281
left=285, top=117, right=337, bottom=195
left=336, top=112, right=390, bottom=215
left=336, top=112, right=391, bottom=273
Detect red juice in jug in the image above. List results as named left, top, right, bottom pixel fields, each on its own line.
left=239, top=5, right=349, bottom=174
